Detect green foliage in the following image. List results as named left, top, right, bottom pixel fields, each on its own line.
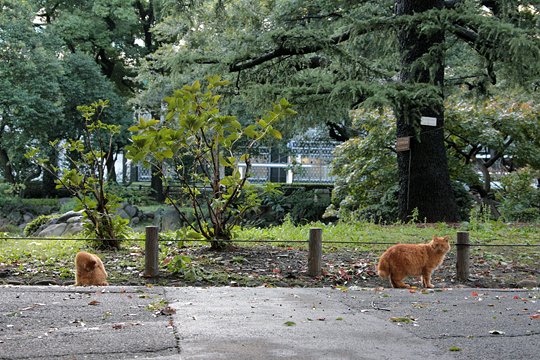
left=127, top=76, right=296, bottom=249
left=0, top=1, right=130, bottom=189
left=59, top=198, right=78, bottom=214
left=446, top=92, right=540, bottom=175
left=108, top=183, right=154, bottom=206
left=134, top=0, right=540, bottom=223
left=330, top=108, right=398, bottom=222
left=23, top=214, right=60, bottom=237
left=0, top=194, right=59, bottom=228
left=467, top=204, right=495, bottom=232
left=254, top=186, right=331, bottom=225
left=497, top=168, right=540, bottom=222
left=165, top=254, right=211, bottom=282
left=26, top=100, right=129, bottom=249
left=452, top=182, right=475, bottom=222
left=0, top=0, right=64, bottom=185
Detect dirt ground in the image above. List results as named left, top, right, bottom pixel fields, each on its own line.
left=2, top=245, right=538, bottom=289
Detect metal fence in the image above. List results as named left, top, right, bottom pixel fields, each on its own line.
left=133, top=141, right=339, bottom=184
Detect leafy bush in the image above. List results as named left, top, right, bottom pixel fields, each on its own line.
left=497, top=168, right=540, bottom=222
left=127, top=77, right=296, bottom=249
left=0, top=196, right=59, bottom=226
left=251, top=185, right=331, bottom=225
left=24, top=214, right=61, bottom=236
left=26, top=100, right=129, bottom=249
left=330, top=108, right=398, bottom=222
left=452, top=181, right=475, bottom=221
left=108, top=183, right=157, bottom=206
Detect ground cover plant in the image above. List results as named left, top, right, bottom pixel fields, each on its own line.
left=1, top=219, right=538, bottom=289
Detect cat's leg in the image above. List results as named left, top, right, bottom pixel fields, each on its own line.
left=421, top=269, right=434, bottom=288
left=390, top=274, right=410, bottom=288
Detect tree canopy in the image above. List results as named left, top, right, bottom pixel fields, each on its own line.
left=134, top=0, right=539, bottom=221
left=1, top=0, right=539, bottom=222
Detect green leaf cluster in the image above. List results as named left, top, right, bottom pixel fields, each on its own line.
left=127, top=77, right=296, bottom=247
left=25, top=100, right=129, bottom=249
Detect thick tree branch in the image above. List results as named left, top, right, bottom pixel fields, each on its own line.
left=229, top=29, right=351, bottom=72
left=483, top=138, right=513, bottom=168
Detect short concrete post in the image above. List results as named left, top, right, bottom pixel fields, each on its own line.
left=144, top=226, right=159, bottom=278
left=456, top=231, right=470, bottom=282
left=308, top=228, right=323, bottom=277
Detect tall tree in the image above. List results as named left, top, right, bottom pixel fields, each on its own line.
left=136, top=0, right=540, bottom=221
left=0, top=0, right=64, bottom=186
left=394, top=0, right=459, bottom=222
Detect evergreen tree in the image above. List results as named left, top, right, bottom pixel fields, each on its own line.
left=137, top=0, right=540, bottom=221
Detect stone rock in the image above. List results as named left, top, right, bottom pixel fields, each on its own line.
left=64, top=222, right=85, bottom=236
left=124, top=204, right=138, bottom=218
left=116, top=209, right=130, bottom=220
left=517, top=279, right=538, bottom=289
left=66, top=215, right=84, bottom=223
left=57, top=210, right=84, bottom=223
left=38, top=223, right=67, bottom=237
left=23, top=213, right=34, bottom=223
left=155, top=207, right=182, bottom=231
left=30, top=204, right=146, bottom=237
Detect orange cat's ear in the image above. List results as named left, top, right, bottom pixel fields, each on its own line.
left=443, top=235, right=450, bottom=242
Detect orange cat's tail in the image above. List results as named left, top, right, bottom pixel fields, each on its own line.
left=377, top=261, right=390, bottom=279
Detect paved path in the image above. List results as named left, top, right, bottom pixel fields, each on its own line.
left=0, top=286, right=538, bottom=359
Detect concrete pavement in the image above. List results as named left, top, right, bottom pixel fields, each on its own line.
left=0, top=285, right=538, bottom=359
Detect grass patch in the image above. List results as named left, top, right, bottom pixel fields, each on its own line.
left=234, top=220, right=539, bottom=249
left=1, top=220, right=538, bottom=286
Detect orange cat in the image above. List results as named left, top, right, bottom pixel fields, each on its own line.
left=75, top=251, right=109, bottom=286
left=377, top=235, right=450, bottom=288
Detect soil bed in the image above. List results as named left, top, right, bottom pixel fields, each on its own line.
left=1, top=245, right=538, bottom=289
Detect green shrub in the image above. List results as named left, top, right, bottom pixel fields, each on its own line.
left=250, top=185, right=331, bottom=225
left=0, top=197, right=59, bottom=225
left=24, top=214, right=61, bottom=236
left=497, top=168, right=540, bottom=223
left=109, top=183, right=156, bottom=206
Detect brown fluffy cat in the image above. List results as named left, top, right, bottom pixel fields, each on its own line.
left=75, top=251, right=109, bottom=286
left=377, top=235, right=450, bottom=288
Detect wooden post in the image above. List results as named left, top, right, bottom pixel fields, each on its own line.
left=456, top=231, right=470, bottom=282
left=144, top=226, right=159, bottom=278
left=308, top=228, right=323, bottom=277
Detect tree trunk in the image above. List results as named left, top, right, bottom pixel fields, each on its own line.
left=0, top=147, right=15, bottom=184
left=151, top=164, right=165, bottom=202
left=42, top=150, right=58, bottom=197
left=395, top=0, right=459, bottom=222
left=106, top=150, right=117, bottom=182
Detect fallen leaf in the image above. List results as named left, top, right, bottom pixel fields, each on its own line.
left=471, top=291, right=479, bottom=297
left=529, top=314, right=540, bottom=320
left=88, top=300, right=101, bottom=306
left=160, top=306, right=177, bottom=315
left=390, top=317, right=415, bottom=324
left=284, top=321, right=296, bottom=327
left=72, top=319, right=85, bottom=327
left=449, top=346, right=462, bottom=352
